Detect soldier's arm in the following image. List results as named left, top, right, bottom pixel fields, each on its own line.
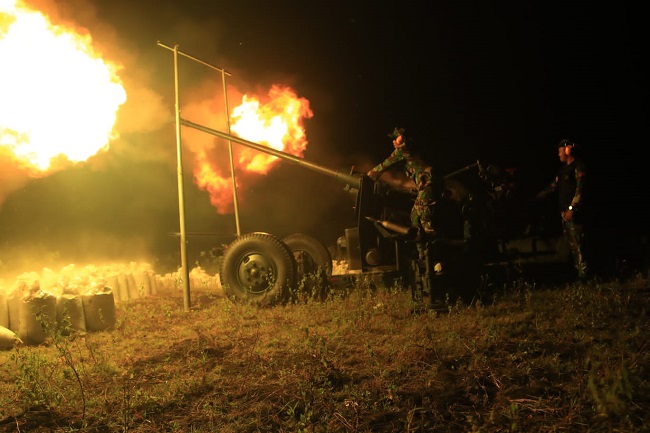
left=571, top=165, right=585, bottom=209
left=536, top=176, right=558, bottom=199
left=368, top=149, right=404, bottom=178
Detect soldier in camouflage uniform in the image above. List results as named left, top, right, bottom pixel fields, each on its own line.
left=367, top=127, right=436, bottom=267
left=538, top=139, right=589, bottom=280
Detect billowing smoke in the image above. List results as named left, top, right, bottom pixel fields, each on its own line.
left=0, top=0, right=354, bottom=281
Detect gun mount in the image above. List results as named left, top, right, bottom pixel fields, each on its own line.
left=182, top=120, right=562, bottom=307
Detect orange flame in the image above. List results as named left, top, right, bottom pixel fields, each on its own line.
left=194, top=149, right=235, bottom=211
left=0, top=0, right=126, bottom=175
left=192, top=85, right=313, bottom=214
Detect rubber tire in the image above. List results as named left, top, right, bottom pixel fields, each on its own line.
left=282, top=233, right=333, bottom=277
left=220, top=232, right=297, bottom=306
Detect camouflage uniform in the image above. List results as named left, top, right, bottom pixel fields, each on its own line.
left=541, top=150, right=589, bottom=279
left=368, top=128, right=438, bottom=310
left=368, top=143, right=435, bottom=235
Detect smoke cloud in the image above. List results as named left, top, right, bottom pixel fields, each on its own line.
left=1, top=0, right=355, bottom=282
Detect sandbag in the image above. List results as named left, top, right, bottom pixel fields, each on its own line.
left=147, top=269, right=158, bottom=295
left=117, top=272, right=129, bottom=302
left=0, top=292, right=8, bottom=329
left=0, top=325, right=21, bottom=350
left=56, top=294, right=86, bottom=333
left=126, top=272, right=139, bottom=300
left=105, top=274, right=121, bottom=303
left=82, top=292, right=116, bottom=331
left=7, top=296, right=20, bottom=332
left=18, top=295, right=57, bottom=345
left=132, top=270, right=152, bottom=298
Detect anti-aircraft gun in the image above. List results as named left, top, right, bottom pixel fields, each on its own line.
left=182, top=120, right=558, bottom=307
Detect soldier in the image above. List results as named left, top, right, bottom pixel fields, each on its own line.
left=537, top=139, right=589, bottom=280
left=367, top=127, right=436, bottom=242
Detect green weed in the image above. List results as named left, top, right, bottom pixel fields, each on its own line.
left=0, top=273, right=648, bottom=432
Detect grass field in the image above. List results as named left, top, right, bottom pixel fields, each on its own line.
left=1, top=271, right=648, bottom=432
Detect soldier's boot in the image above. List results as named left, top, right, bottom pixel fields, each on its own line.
left=410, top=260, right=427, bottom=314
left=575, top=251, right=588, bottom=280
left=577, top=262, right=588, bottom=280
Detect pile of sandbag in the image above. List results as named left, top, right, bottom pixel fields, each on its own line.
left=155, top=266, right=223, bottom=294
left=1, top=262, right=223, bottom=348
left=102, top=262, right=159, bottom=303
left=0, top=267, right=118, bottom=347
left=1, top=287, right=21, bottom=349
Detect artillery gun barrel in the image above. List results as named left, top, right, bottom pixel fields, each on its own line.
left=180, top=118, right=362, bottom=189
left=365, top=217, right=418, bottom=238
left=444, top=161, right=479, bottom=179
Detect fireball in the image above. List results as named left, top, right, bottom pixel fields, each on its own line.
left=192, top=84, right=313, bottom=213
left=0, top=0, right=126, bottom=175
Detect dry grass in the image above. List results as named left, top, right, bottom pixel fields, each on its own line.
left=1, top=272, right=648, bottom=432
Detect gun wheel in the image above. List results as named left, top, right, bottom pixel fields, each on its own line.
left=282, top=233, right=333, bottom=300
left=282, top=233, right=333, bottom=277
left=220, top=232, right=296, bottom=306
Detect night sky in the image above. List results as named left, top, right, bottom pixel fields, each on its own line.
left=0, top=0, right=645, bottom=276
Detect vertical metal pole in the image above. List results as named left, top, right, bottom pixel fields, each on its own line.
left=173, top=45, right=191, bottom=311
left=221, top=71, right=241, bottom=236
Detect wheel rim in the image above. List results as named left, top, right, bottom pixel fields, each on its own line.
left=282, top=233, right=333, bottom=277
left=235, top=252, right=277, bottom=295
left=292, top=250, right=317, bottom=275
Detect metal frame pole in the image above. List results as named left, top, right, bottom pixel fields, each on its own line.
left=157, top=41, right=239, bottom=310
left=172, top=45, right=191, bottom=312
left=157, top=41, right=240, bottom=236
left=221, top=71, right=241, bottom=236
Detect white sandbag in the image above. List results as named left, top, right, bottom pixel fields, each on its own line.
left=126, top=273, right=140, bottom=300
left=8, top=272, right=39, bottom=332
left=117, top=272, right=129, bottom=302
left=7, top=296, right=20, bottom=332
left=18, top=295, right=57, bottom=345
left=133, top=270, right=152, bottom=297
left=0, top=292, right=8, bottom=329
left=190, top=267, right=209, bottom=290
left=56, top=294, right=86, bottom=333
left=147, top=269, right=158, bottom=295
left=82, top=292, right=116, bottom=332
left=105, top=274, right=121, bottom=303
left=0, top=325, right=21, bottom=350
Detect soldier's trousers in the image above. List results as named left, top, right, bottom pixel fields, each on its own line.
left=410, top=183, right=435, bottom=261
left=411, top=182, right=434, bottom=225
left=562, top=218, right=588, bottom=279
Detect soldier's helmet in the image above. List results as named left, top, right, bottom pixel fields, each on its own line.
left=388, top=127, right=407, bottom=140
left=557, top=138, right=578, bottom=149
